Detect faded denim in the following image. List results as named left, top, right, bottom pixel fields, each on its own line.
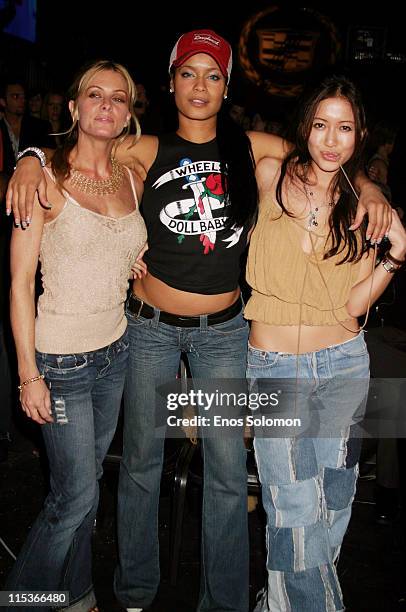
left=248, top=332, right=370, bottom=612
left=6, top=332, right=129, bottom=611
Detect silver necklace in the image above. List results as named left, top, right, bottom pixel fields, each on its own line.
left=304, top=185, right=334, bottom=230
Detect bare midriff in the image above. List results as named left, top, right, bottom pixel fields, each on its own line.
left=249, top=320, right=359, bottom=354
left=132, top=274, right=240, bottom=316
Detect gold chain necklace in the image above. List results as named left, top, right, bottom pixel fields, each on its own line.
left=69, top=158, right=125, bottom=196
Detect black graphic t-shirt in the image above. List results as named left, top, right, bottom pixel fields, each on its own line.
left=142, top=133, right=250, bottom=295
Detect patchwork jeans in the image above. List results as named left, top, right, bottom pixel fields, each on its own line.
left=247, top=332, right=370, bottom=612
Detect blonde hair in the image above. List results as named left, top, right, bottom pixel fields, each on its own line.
left=52, top=60, right=141, bottom=185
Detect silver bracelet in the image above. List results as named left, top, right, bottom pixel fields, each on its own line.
left=16, top=147, right=47, bottom=168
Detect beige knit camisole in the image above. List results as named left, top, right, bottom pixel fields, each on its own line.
left=35, top=167, right=147, bottom=353
left=244, top=194, right=363, bottom=326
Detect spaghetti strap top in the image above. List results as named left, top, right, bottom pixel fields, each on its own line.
left=244, top=194, right=363, bottom=326
left=35, top=166, right=147, bottom=353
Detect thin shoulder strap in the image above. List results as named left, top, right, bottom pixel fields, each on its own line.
left=44, top=166, right=56, bottom=183
left=44, top=165, right=78, bottom=205
left=125, top=166, right=139, bottom=208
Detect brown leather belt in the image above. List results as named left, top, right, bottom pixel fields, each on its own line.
left=127, top=293, right=242, bottom=327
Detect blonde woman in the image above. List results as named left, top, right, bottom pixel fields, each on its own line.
left=6, top=60, right=147, bottom=612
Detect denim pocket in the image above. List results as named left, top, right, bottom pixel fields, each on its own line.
left=335, top=333, right=368, bottom=358
left=113, top=332, right=130, bottom=354
left=125, top=308, right=151, bottom=327
left=247, top=347, right=280, bottom=369
left=210, top=311, right=248, bottom=335
left=42, top=353, right=88, bottom=373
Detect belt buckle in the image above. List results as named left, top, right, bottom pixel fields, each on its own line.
left=130, top=295, right=144, bottom=318
left=135, top=298, right=144, bottom=318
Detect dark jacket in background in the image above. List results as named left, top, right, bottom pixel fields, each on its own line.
left=0, top=114, right=56, bottom=176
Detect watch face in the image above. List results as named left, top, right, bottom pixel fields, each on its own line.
left=382, top=258, right=396, bottom=273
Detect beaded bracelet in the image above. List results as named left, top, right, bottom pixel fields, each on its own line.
left=18, top=374, right=45, bottom=391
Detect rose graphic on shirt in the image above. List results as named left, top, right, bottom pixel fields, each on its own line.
left=194, top=173, right=225, bottom=253
left=155, top=159, right=243, bottom=253
left=205, top=173, right=225, bottom=196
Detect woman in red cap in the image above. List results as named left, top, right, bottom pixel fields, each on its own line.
left=8, top=30, right=390, bottom=612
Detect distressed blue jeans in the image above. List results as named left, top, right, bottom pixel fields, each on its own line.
left=114, top=305, right=249, bottom=612
left=6, top=332, right=129, bottom=612
left=247, top=332, right=370, bottom=612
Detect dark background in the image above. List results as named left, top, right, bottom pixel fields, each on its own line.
left=1, top=0, right=405, bottom=202
left=2, top=1, right=405, bottom=106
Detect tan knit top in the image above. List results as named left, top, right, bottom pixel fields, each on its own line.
left=244, top=194, right=363, bottom=326
left=35, top=167, right=147, bottom=353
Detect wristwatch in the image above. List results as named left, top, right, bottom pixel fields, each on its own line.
left=381, top=256, right=399, bottom=273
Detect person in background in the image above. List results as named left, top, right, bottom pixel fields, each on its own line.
left=0, top=78, right=55, bottom=178
left=27, top=88, right=44, bottom=119
left=41, top=91, right=69, bottom=147
left=133, top=81, right=164, bottom=134
left=366, top=119, right=398, bottom=200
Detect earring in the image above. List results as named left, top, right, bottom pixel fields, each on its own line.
left=169, top=88, right=174, bottom=94
left=224, top=95, right=228, bottom=100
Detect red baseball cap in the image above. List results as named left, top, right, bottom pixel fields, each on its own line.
left=169, top=29, right=232, bottom=82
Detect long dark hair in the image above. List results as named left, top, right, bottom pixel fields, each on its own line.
left=216, top=106, right=258, bottom=229
left=276, top=75, right=368, bottom=263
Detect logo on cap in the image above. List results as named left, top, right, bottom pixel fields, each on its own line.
left=194, top=34, right=221, bottom=47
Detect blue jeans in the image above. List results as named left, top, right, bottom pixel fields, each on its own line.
left=247, top=333, right=370, bottom=612
left=6, top=332, right=129, bottom=612
left=114, top=305, right=249, bottom=612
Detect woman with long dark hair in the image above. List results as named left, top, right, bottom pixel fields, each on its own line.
left=245, top=76, right=406, bottom=611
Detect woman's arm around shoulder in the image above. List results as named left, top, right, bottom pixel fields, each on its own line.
left=346, top=209, right=406, bottom=318
left=352, top=172, right=391, bottom=241
left=255, top=155, right=283, bottom=194
left=127, top=167, right=144, bottom=204
left=367, top=158, right=388, bottom=184
left=115, top=134, right=159, bottom=181
left=247, top=130, right=291, bottom=165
